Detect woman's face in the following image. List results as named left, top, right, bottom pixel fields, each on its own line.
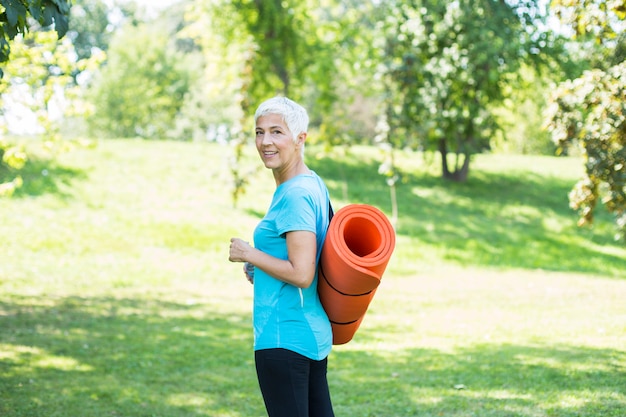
left=255, top=113, right=303, bottom=172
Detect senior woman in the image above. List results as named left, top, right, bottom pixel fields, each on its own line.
left=228, top=96, right=335, bottom=417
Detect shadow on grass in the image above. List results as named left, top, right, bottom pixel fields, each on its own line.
left=308, top=155, right=626, bottom=278
left=1, top=296, right=624, bottom=417
left=0, top=156, right=85, bottom=198
left=0, top=296, right=261, bottom=417
left=331, top=342, right=626, bottom=417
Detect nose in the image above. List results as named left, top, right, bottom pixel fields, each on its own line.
left=259, top=132, right=273, bottom=145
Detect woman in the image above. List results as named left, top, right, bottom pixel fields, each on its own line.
left=228, top=96, right=335, bottom=417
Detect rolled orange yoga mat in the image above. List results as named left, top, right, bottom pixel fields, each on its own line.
left=318, top=204, right=396, bottom=345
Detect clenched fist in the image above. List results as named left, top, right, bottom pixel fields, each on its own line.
left=229, top=237, right=252, bottom=263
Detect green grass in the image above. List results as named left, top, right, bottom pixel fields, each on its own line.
left=1, top=139, right=625, bottom=416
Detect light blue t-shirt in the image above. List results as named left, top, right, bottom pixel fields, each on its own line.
left=252, top=171, right=332, bottom=360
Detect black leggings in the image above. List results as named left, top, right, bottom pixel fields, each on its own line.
left=255, top=348, right=335, bottom=417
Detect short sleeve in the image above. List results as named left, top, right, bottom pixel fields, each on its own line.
left=275, top=186, right=317, bottom=236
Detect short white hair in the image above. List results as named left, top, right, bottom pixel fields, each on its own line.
left=254, top=96, right=309, bottom=141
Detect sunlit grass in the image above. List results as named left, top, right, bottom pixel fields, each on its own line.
left=1, top=139, right=625, bottom=416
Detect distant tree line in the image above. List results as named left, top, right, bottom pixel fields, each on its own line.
left=0, top=0, right=624, bottom=239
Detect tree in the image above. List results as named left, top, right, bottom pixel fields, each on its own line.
left=0, top=30, right=103, bottom=196
left=491, top=64, right=557, bottom=155
left=545, top=63, right=625, bottom=239
left=0, top=0, right=73, bottom=196
left=551, top=0, right=625, bottom=69
left=185, top=0, right=363, bottom=116
left=376, top=0, right=553, bottom=182
left=66, top=0, right=113, bottom=60
left=546, top=0, right=626, bottom=241
left=0, top=0, right=71, bottom=77
left=87, top=20, right=196, bottom=139
left=182, top=0, right=372, bottom=206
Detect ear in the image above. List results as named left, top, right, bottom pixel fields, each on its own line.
left=297, top=132, right=307, bottom=147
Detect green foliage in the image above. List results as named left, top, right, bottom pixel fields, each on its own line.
left=0, top=138, right=24, bottom=196
left=492, top=65, right=556, bottom=155
left=551, top=0, right=625, bottom=48
left=376, top=0, right=553, bottom=181
left=184, top=0, right=373, bottom=120
left=228, top=0, right=305, bottom=98
left=0, top=30, right=102, bottom=195
left=545, top=62, right=626, bottom=241
left=551, top=0, right=626, bottom=72
left=174, top=1, right=247, bottom=142
left=87, top=22, right=197, bottom=139
left=67, top=0, right=113, bottom=60
left=547, top=0, right=626, bottom=242
left=182, top=0, right=370, bottom=205
left=0, top=139, right=625, bottom=416
left=0, top=0, right=86, bottom=195
left=0, top=0, right=71, bottom=77
left=307, top=1, right=384, bottom=143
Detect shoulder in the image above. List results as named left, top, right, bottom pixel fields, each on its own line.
left=278, top=175, right=321, bottom=200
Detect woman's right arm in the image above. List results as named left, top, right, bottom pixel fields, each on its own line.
left=229, top=233, right=317, bottom=288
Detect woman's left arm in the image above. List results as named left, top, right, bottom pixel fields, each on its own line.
left=229, top=231, right=317, bottom=288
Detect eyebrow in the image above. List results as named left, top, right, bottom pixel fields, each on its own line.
left=256, top=125, right=285, bottom=131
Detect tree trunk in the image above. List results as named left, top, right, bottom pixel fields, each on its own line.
left=438, top=138, right=470, bottom=182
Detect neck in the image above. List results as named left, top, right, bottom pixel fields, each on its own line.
left=273, top=160, right=310, bottom=186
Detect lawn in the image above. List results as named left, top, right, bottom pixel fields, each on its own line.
left=1, top=139, right=625, bottom=416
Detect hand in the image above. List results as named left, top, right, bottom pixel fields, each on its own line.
left=229, top=237, right=251, bottom=263
left=243, top=262, right=254, bottom=284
